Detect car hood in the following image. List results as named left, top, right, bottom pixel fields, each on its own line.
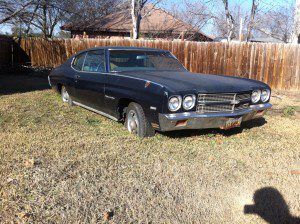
left=119, top=70, right=269, bottom=93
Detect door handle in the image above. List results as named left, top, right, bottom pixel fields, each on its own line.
left=75, top=75, right=80, bottom=79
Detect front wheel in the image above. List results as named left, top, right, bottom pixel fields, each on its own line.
left=61, top=86, right=74, bottom=106
left=125, top=102, right=155, bottom=138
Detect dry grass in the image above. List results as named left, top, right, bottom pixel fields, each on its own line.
left=0, top=88, right=299, bottom=223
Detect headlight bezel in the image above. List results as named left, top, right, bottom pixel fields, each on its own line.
left=260, top=89, right=271, bottom=102
left=168, top=95, right=182, bottom=112
left=251, top=90, right=261, bottom=104
left=182, top=94, right=196, bottom=110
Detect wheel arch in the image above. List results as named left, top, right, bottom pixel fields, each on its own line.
left=117, top=98, right=138, bottom=121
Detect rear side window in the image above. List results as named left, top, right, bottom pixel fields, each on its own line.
left=82, top=50, right=105, bottom=72
left=72, top=52, right=86, bottom=71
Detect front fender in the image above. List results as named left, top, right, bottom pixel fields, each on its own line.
left=105, top=74, right=166, bottom=126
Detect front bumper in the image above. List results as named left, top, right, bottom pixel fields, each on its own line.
left=158, top=103, right=272, bottom=131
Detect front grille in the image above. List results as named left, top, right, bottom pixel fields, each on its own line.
left=197, top=93, right=251, bottom=114
left=198, top=93, right=235, bottom=104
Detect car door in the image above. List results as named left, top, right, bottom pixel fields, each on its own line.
left=74, top=50, right=107, bottom=111
left=69, top=52, right=86, bottom=102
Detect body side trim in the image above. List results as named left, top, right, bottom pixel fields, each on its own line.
left=73, top=101, right=118, bottom=121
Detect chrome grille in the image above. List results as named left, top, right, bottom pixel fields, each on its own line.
left=236, top=93, right=251, bottom=101
left=198, top=93, right=235, bottom=104
left=197, top=93, right=251, bottom=114
left=197, top=104, right=233, bottom=113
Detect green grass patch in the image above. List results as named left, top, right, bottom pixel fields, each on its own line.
left=282, top=106, right=300, bottom=116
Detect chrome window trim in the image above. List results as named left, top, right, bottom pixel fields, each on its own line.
left=107, top=49, right=187, bottom=72
left=71, top=50, right=106, bottom=74
left=71, top=51, right=87, bottom=72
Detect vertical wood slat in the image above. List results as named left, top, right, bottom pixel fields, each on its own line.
left=14, top=38, right=300, bottom=90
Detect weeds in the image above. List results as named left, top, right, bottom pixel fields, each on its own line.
left=283, top=106, right=299, bottom=116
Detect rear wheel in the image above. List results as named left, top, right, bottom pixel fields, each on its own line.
left=61, top=86, right=73, bottom=106
left=125, top=102, right=155, bottom=138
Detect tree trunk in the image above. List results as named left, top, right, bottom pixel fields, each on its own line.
left=131, top=0, right=138, bottom=39
left=293, top=0, right=300, bottom=43
left=222, top=0, right=235, bottom=41
left=246, top=0, right=257, bottom=41
left=131, top=0, right=142, bottom=39
left=42, top=1, right=48, bottom=38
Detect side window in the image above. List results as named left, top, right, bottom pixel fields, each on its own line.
left=72, top=53, right=86, bottom=71
left=82, top=50, right=105, bottom=72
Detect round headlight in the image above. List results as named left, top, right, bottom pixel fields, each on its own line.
left=261, top=89, right=270, bottom=102
left=168, top=96, right=182, bottom=112
left=183, top=95, right=196, bottom=110
left=251, top=90, right=261, bottom=103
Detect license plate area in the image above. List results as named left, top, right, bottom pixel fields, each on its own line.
left=221, top=116, right=242, bottom=130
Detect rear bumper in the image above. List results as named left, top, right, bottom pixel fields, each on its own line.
left=158, top=103, right=272, bottom=131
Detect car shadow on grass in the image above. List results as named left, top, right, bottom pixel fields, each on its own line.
left=244, top=187, right=300, bottom=224
left=160, top=118, right=267, bottom=138
left=0, top=72, right=50, bottom=95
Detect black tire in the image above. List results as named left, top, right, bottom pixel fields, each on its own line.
left=125, top=102, right=155, bottom=138
left=61, top=86, right=74, bottom=106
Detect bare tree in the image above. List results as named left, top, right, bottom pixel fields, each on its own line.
left=0, top=0, right=35, bottom=25
left=131, top=0, right=162, bottom=39
left=172, top=0, right=213, bottom=32
left=212, top=2, right=246, bottom=40
left=293, top=0, right=300, bottom=43
left=246, top=0, right=259, bottom=41
left=222, top=0, right=235, bottom=41
left=253, top=4, right=294, bottom=43
left=66, top=0, right=121, bottom=23
left=0, top=0, right=121, bottom=38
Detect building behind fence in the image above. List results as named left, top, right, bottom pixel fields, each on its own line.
left=1, top=37, right=300, bottom=90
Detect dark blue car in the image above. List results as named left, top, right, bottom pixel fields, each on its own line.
left=48, top=46, right=272, bottom=137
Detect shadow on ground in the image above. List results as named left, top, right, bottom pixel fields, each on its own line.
left=244, top=187, right=300, bottom=224
left=160, top=118, right=267, bottom=138
left=0, top=72, right=50, bottom=95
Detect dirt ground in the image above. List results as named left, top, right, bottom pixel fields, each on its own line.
left=0, top=74, right=299, bottom=223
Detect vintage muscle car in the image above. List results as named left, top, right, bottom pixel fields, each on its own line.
left=48, top=46, right=272, bottom=137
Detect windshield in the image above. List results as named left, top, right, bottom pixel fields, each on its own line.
left=109, top=50, right=186, bottom=72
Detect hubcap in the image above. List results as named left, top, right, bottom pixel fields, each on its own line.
left=127, top=110, right=139, bottom=134
left=62, top=87, right=69, bottom=103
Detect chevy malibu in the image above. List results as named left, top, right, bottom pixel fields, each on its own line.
left=48, top=46, right=272, bottom=138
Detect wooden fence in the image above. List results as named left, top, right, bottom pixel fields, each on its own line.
left=0, top=36, right=14, bottom=66
left=16, top=38, right=300, bottom=90
left=0, top=36, right=28, bottom=66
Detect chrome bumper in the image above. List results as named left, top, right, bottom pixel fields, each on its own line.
left=158, top=103, right=272, bottom=131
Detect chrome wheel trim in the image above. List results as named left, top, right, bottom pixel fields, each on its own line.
left=62, top=87, right=70, bottom=103
left=127, top=110, right=139, bottom=134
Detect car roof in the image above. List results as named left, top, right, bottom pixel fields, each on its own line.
left=78, top=46, right=169, bottom=53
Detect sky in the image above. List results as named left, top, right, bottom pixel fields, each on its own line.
left=0, top=0, right=295, bottom=36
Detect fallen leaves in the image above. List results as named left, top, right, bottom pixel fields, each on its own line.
left=103, top=210, right=114, bottom=221
left=24, top=158, right=40, bottom=168
left=290, top=170, right=300, bottom=175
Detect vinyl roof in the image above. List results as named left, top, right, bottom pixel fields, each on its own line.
left=84, top=46, right=169, bottom=52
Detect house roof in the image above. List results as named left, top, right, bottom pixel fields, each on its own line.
left=61, top=4, right=212, bottom=40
